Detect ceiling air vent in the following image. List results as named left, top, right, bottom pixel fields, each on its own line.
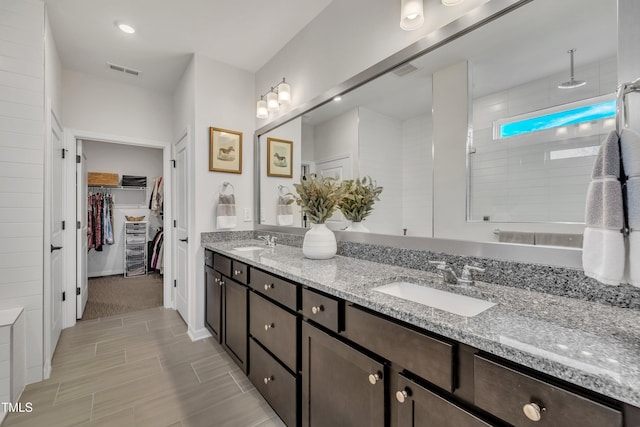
left=107, top=62, right=141, bottom=77
left=392, top=62, right=418, bottom=77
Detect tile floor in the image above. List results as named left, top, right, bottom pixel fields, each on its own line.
left=3, top=307, right=286, bottom=427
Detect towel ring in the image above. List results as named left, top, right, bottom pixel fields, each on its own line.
left=219, top=181, right=235, bottom=195
left=278, top=185, right=291, bottom=196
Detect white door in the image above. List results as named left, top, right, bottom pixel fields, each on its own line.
left=316, top=155, right=351, bottom=230
left=76, top=141, right=88, bottom=319
left=50, top=115, right=64, bottom=352
left=173, top=134, right=189, bottom=322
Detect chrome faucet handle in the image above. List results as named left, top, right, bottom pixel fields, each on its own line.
left=459, top=265, right=485, bottom=285
left=429, top=261, right=458, bottom=284
left=269, top=236, right=277, bottom=247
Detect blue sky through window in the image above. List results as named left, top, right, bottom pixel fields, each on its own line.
left=499, top=100, right=616, bottom=138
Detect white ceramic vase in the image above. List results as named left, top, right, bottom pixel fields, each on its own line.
left=303, top=223, right=337, bottom=259
left=345, top=221, right=369, bottom=233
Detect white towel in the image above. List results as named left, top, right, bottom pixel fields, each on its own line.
left=276, top=194, right=294, bottom=226
left=582, top=228, right=625, bottom=286
left=621, top=128, right=640, bottom=177
left=582, top=130, right=625, bottom=285
left=629, top=232, right=640, bottom=287
left=216, top=193, right=237, bottom=229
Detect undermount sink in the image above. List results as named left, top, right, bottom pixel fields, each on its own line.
left=232, top=246, right=265, bottom=252
left=372, top=282, right=496, bottom=317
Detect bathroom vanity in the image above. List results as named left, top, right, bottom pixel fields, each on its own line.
left=203, top=240, right=640, bottom=427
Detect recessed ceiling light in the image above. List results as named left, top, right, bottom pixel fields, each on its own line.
left=116, top=22, right=135, bottom=34
left=333, top=96, right=342, bottom=102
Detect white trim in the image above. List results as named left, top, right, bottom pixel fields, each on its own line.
left=62, top=128, right=173, bottom=329
left=188, top=327, right=212, bottom=342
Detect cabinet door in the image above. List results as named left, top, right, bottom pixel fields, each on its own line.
left=205, top=266, right=222, bottom=343
left=223, top=277, right=248, bottom=372
left=392, top=373, right=493, bottom=427
left=302, top=321, right=385, bottom=427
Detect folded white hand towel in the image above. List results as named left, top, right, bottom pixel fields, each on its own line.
left=628, top=232, right=640, bottom=288
left=628, top=177, right=640, bottom=230
left=216, top=193, right=236, bottom=230
left=621, top=128, right=640, bottom=177
left=582, top=228, right=625, bottom=286
left=276, top=194, right=294, bottom=226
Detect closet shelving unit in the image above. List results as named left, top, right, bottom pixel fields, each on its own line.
left=124, top=220, right=148, bottom=278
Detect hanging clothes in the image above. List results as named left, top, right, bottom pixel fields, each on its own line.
left=149, top=177, right=164, bottom=217
left=149, top=228, right=164, bottom=274
left=88, top=191, right=115, bottom=251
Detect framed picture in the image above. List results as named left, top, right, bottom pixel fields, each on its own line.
left=210, top=127, right=242, bottom=174
left=267, top=138, right=293, bottom=178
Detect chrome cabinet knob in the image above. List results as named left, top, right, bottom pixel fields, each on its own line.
left=234, top=269, right=242, bottom=276
left=395, top=389, right=410, bottom=403
left=523, top=402, right=545, bottom=422
left=264, top=376, right=273, bottom=384
left=214, top=277, right=218, bottom=283
left=311, top=305, right=324, bottom=315
left=264, top=323, right=274, bottom=331
left=368, top=372, right=382, bottom=385
left=219, top=280, right=224, bottom=286
left=264, top=283, right=273, bottom=291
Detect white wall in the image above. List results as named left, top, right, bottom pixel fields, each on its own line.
left=402, top=113, right=433, bottom=237
left=84, top=141, right=163, bottom=277
left=0, top=0, right=45, bottom=384
left=189, top=54, right=255, bottom=338
left=260, top=118, right=302, bottom=227
left=313, top=108, right=359, bottom=175
left=255, top=0, right=489, bottom=127
left=358, top=108, right=403, bottom=234
left=62, top=69, right=173, bottom=143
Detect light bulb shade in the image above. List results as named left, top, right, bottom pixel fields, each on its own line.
left=400, top=0, right=424, bottom=31
left=267, top=91, right=279, bottom=111
left=441, top=0, right=464, bottom=6
left=278, top=82, right=291, bottom=104
left=256, top=99, right=268, bottom=119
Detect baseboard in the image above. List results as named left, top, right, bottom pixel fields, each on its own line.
left=43, top=359, right=51, bottom=380
left=188, top=327, right=212, bottom=341
left=88, top=269, right=123, bottom=278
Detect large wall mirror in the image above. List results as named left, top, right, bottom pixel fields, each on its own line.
left=256, top=0, right=617, bottom=252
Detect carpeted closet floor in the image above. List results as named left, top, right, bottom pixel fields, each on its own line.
left=81, top=273, right=164, bottom=321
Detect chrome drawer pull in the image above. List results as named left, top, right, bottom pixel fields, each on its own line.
left=219, top=280, right=224, bottom=286
left=311, top=305, right=324, bottom=315
left=234, top=269, right=242, bottom=276
left=523, top=402, right=545, bottom=422
left=264, top=283, right=274, bottom=290
left=395, top=389, right=410, bottom=403
left=368, top=372, right=382, bottom=385
left=264, top=376, right=273, bottom=384
left=264, top=323, right=274, bottom=331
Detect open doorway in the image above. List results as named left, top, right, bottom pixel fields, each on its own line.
left=77, top=139, right=165, bottom=321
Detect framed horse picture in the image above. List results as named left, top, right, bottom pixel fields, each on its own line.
left=210, top=127, right=242, bottom=174
left=267, top=138, right=293, bottom=178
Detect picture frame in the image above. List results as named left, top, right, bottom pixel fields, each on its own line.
left=209, top=127, right=242, bottom=174
left=267, top=137, right=293, bottom=178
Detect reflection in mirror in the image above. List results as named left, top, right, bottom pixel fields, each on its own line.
left=257, top=0, right=617, bottom=245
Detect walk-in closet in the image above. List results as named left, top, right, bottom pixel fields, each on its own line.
left=80, top=140, right=164, bottom=320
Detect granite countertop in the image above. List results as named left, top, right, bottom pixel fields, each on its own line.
left=204, top=239, right=640, bottom=408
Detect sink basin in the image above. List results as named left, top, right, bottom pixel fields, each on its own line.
left=232, top=246, right=265, bottom=252
left=372, top=282, right=496, bottom=317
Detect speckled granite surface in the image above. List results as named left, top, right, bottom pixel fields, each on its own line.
left=203, top=239, right=640, bottom=408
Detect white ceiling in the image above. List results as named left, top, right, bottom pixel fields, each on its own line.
left=45, top=0, right=334, bottom=93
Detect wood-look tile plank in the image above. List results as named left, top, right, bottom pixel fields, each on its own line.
left=49, top=350, right=126, bottom=382
left=17, top=382, right=59, bottom=408
left=95, top=326, right=175, bottom=355
left=51, top=342, right=97, bottom=367
left=229, top=368, right=256, bottom=393
left=191, top=352, right=236, bottom=383
left=157, top=338, right=219, bottom=370
left=120, top=307, right=176, bottom=325
left=181, top=389, right=276, bottom=427
left=124, top=333, right=192, bottom=363
left=58, top=322, right=148, bottom=351
left=3, top=395, right=92, bottom=427
left=91, top=360, right=199, bottom=420
left=77, top=407, right=135, bottom=427
left=55, top=356, right=162, bottom=403
left=252, top=416, right=287, bottom=427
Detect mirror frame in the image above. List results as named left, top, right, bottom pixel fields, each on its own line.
left=253, top=0, right=582, bottom=269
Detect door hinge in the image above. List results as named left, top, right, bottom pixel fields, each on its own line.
left=61, top=148, right=68, bottom=159
left=171, top=160, right=176, bottom=168
left=62, top=291, right=66, bottom=301
left=173, top=220, right=177, bottom=228
left=76, top=154, right=81, bottom=163
left=62, top=220, right=66, bottom=230
left=76, top=287, right=81, bottom=296
left=76, top=221, right=81, bottom=229
left=174, top=279, right=177, bottom=288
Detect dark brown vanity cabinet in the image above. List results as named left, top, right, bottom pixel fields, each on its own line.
left=204, top=251, right=248, bottom=372
left=301, top=321, right=385, bottom=427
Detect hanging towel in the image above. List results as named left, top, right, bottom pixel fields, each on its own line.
left=276, top=185, right=294, bottom=226
left=216, top=183, right=237, bottom=229
left=621, top=129, right=640, bottom=287
left=629, top=233, right=640, bottom=287
left=621, top=128, right=640, bottom=177
left=582, top=130, right=625, bottom=286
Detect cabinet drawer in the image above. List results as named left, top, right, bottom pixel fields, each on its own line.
left=213, top=253, right=231, bottom=277
left=345, top=305, right=454, bottom=392
left=392, top=372, right=492, bottom=427
left=250, top=268, right=298, bottom=311
left=231, top=260, right=249, bottom=284
left=249, top=339, right=297, bottom=427
left=204, top=249, right=213, bottom=268
left=250, top=292, right=297, bottom=371
left=301, top=288, right=342, bottom=333
left=474, top=355, right=622, bottom=427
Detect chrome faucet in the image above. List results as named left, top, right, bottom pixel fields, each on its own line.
left=257, top=235, right=277, bottom=247
left=428, top=261, right=485, bottom=285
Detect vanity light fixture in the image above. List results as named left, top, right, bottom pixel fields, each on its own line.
left=256, top=78, right=292, bottom=118
left=441, top=0, right=464, bottom=6
left=400, top=0, right=424, bottom=31
left=333, top=96, right=342, bottom=102
left=116, top=21, right=135, bottom=34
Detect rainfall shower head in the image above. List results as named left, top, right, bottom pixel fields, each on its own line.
left=558, top=48, right=586, bottom=89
